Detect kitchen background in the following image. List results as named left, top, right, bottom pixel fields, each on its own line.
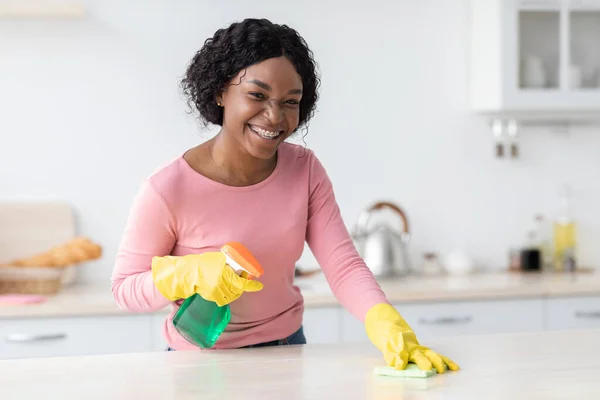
left=1, top=0, right=600, bottom=359
left=1, top=0, right=598, bottom=281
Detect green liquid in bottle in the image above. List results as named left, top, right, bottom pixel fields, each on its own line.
left=172, top=293, right=231, bottom=348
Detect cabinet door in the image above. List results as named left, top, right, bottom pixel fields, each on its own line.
left=302, top=307, right=340, bottom=344
left=340, top=299, right=545, bottom=343
left=0, top=315, right=153, bottom=360
left=545, top=296, right=600, bottom=330
left=470, top=0, right=600, bottom=114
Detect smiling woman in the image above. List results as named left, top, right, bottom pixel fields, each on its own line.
left=216, top=57, right=304, bottom=160
left=179, top=18, right=319, bottom=180
left=110, top=18, right=459, bottom=375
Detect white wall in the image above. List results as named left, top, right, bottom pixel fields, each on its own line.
left=1, top=0, right=599, bottom=283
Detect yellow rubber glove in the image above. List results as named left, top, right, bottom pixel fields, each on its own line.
left=151, top=251, right=263, bottom=307
left=365, top=303, right=460, bottom=373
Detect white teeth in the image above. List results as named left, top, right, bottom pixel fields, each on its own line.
left=251, top=125, right=279, bottom=138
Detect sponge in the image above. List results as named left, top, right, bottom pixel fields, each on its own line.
left=373, top=363, right=437, bottom=378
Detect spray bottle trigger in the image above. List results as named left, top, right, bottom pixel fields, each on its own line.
left=223, top=253, right=253, bottom=278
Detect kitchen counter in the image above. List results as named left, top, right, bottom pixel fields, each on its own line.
left=1, top=270, right=599, bottom=319
left=1, top=328, right=599, bottom=399
left=299, top=269, right=600, bottom=305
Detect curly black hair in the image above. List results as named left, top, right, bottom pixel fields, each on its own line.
left=180, top=18, right=320, bottom=134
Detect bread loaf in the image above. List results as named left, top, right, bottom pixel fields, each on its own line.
left=7, top=237, right=102, bottom=268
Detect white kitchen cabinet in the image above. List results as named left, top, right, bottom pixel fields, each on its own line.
left=544, top=295, right=600, bottom=330
left=340, top=299, right=545, bottom=343
left=469, top=0, right=600, bottom=120
left=4, top=294, right=600, bottom=360
left=302, top=307, right=341, bottom=344
left=0, top=315, right=153, bottom=360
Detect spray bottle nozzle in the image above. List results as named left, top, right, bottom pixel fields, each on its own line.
left=220, top=242, right=265, bottom=279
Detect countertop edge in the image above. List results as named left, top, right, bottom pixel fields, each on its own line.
left=2, top=287, right=600, bottom=319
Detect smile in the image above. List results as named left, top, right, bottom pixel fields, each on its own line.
left=248, top=124, right=282, bottom=140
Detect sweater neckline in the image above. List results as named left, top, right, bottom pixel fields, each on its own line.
left=178, top=144, right=286, bottom=192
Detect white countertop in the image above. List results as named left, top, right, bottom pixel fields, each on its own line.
left=1, top=328, right=599, bottom=399
left=1, top=270, right=600, bottom=319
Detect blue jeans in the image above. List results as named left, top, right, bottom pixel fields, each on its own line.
left=167, top=325, right=306, bottom=351
left=243, top=325, right=306, bottom=348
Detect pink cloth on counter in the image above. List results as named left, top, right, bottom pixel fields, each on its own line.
left=0, top=294, right=47, bottom=305
left=111, top=142, right=389, bottom=350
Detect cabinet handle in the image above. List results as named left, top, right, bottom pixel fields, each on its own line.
left=574, top=311, right=600, bottom=319
left=519, top=0, right=558, bottom=5
left=5, top=333, right=67, bottom=343
left=518, top=0, right=561, bottom=8
left=418, top=316, right=472, bottom=325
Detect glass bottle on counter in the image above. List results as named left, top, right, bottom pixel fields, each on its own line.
left=520, top=231, right=542, bottom=272
left=553, top=185, right=577, bottom=272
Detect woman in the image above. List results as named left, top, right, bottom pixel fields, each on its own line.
left=111, top=18, right=458, bottom=373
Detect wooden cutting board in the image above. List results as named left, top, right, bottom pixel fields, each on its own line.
left=0, top=202, right=77, bottom=284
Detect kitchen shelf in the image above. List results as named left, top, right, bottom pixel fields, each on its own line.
left=469, top=0, right=600, bottom=122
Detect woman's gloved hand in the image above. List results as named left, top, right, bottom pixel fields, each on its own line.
left=365, top=303, right=460, bottom=373
left=151, top=252, right=263, bottom=306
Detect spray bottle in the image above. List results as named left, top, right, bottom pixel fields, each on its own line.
left=172, top=242, right=264, bottom=348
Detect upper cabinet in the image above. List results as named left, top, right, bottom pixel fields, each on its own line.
left=469, top=0, right=600, bottom=121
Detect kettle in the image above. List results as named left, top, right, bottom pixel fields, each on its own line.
left=351, top=201, right=411, bottom=278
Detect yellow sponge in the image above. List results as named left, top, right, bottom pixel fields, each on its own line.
left=373, top=363, right=437, bottom=378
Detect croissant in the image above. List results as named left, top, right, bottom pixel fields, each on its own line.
left=7, top=237, right=102, bottom=268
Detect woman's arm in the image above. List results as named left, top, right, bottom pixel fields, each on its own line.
left=305, top=152, right=390, bottom=322
left=304, top=152, right=459, bottom=373
left=111, top=179, right=177, bottom=312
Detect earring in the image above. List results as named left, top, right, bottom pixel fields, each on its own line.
left=217, top=101, right=222, bottom=107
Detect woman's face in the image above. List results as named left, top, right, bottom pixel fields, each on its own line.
left=218, top=56, right=303, bottom=160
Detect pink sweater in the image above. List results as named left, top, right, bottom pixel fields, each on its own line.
left=111, top=142, right=389, bottom=350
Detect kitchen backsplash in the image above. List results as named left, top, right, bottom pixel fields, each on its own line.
left=1, top=0, right=599, bottom=282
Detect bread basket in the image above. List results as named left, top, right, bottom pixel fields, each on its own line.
left=0, top=265, right=65, bottom=295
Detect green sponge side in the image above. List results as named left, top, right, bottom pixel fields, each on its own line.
left=373, top=363, right=437, bottom=378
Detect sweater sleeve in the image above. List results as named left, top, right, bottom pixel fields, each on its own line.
left=111, top=179, right=176, bottom=312
left=305, top=152, right=390, bottom=322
